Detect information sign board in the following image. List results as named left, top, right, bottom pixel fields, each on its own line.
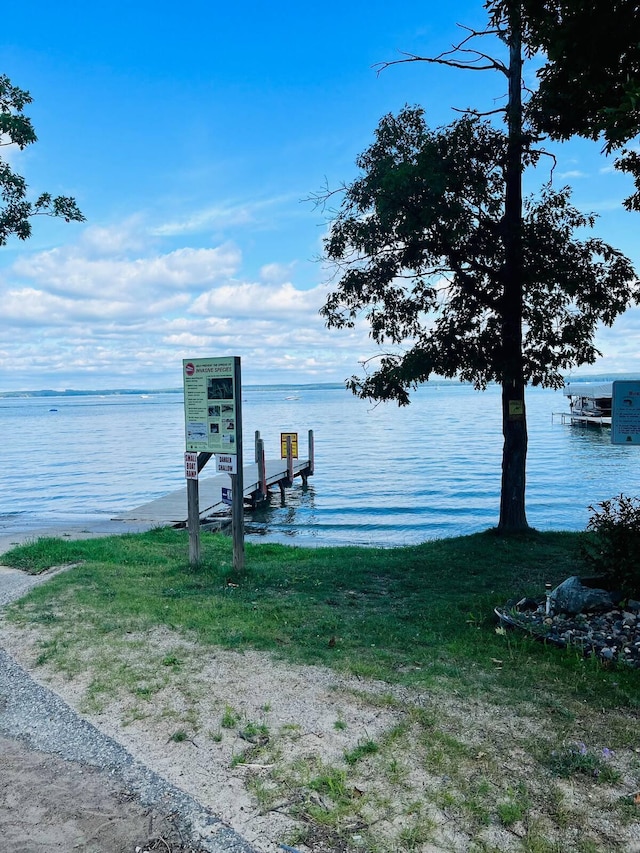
left=184, top=451, right=198, bottom=480
left=280, top=432, right=299, bottom=458
left=221, top=487, right=232, bottom=506
left=612, top=381, right=640, bottom=445
left=183, top=357, right=238, bottom=453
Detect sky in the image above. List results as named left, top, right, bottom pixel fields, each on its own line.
left=1, top=0, right=639, bottom=391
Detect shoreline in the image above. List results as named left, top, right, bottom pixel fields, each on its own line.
left=0, top=519, right=154, bottom=557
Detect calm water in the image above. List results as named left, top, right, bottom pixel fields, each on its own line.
left=2, top=384, right=640, bottom=546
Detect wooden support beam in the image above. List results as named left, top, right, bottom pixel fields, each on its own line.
left=257, top=437, right=267, bottom=501
left=308, top=429, right=314, bottom=475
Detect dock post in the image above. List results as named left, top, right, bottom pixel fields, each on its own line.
left=308, top=429, right=314, bottom=475
left=257, top=437, right=267, bottom=500
left=286, top=435, right=294, bottom=485
left=254, top=430, right=260, bottom=463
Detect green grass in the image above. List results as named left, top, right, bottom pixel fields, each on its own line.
left=4, top=526, right=639, bottom=708
left=4, top=526, right=640, bottom=852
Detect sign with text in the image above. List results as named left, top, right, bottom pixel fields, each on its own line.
left=183, top=357, right=239, bottom=453
left=221, top=487, right=232, bottom=506
left=280, top=432, right=299, bottom=458
left=184, top=451, right=198, bottom=480
left=216, top=453, right=237, bottom=474
left=612, top=381, right=640, bottom=445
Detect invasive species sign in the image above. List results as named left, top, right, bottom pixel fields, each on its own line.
left=183, top=357, right=238, bottom=453
left=183, top=356, right=244, bottom=571
left=612, top=381, right=640, bottom=444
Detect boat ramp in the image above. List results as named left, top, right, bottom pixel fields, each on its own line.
left=116, top=430, right=314, bottom=528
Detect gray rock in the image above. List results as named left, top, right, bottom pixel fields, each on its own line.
left=549, top=576, right=615, bottom=615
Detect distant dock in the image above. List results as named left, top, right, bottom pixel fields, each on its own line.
left=116, top=430, right=314, bottom=527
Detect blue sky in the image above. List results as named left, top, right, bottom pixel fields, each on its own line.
left=1, top=0, right=638, bottom=391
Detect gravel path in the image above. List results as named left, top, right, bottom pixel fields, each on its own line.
left=0, top=563, right=257, bottom=853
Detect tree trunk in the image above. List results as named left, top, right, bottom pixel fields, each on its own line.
left=498, top=0, right=530, bottom=532
left=499, top=380, right=529, bottom=530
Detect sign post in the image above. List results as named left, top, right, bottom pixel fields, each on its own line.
left=184, top=451, right=200, bottom=564
left=182, top=356, right=244, bottom=569
left=231, top=357, right=244, bottom=571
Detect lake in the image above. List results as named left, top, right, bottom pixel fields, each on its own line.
left=2, top=383, right=639, bottom=546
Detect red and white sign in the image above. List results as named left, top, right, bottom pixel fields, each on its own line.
left=185, top=362, right=195, bottom=377
left=184, top=451, right=198, bottom=480
left=216, top=453, right=237, bottom=474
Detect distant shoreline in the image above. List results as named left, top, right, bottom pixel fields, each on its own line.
left=0, top=383, right=345, bottom=399
left=3, top=373, right=640, bottom=399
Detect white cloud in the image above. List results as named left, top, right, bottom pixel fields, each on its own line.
left=10, top=243, right=242, bottom=301
left=190, top=281, right=325, bottom=318
left=8, top=202, right=638, bottom=392
left=151, top=194, right=297, bottom=237
left=0, top=216, right=378, bottom=389
left=557, top=170, right=588, bottom=179
left=79, top=218, right=150, bottom=256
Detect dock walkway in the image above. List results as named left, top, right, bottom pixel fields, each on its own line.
left=117, top=456, right=312, bottom=526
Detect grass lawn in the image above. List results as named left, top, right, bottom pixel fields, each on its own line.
left=2, top=527, right=639, bottom=852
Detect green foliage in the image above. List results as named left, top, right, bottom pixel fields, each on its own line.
left=496, top=783, right=530, bottom=827
left=221, top=705, right=241, bottom=729
left=343, top=739, right=378, bottom=766
left=169, top=729, right=188, bottom=743
left=0, top=74, right=84, bottom=245
left=321, top=107, right=638, bottom=402
left=517, top=0, right=640, bottom=149
left=582, top=494, right=640, bottom=596
left=517, top=1, right=640, bottom=210
left=309, top=768, right=350, bottom=803
left=548, top=742, right=621, bottom=784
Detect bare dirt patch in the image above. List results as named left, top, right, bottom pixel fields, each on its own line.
left=3, top=619, right=640, bottom=853
left=0, top=734, right=200, bottom=853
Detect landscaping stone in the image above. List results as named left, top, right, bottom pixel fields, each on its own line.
left=548, top=576, right=615, bottom=615
left=496, top=580, right=640, bottom=668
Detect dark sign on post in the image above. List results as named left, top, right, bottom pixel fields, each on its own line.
left=612, top=381, right=640, bottom=445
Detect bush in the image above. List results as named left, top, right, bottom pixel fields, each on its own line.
left=582, top=494, right=640, bottom=597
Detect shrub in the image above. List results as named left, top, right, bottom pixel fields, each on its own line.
left=582, top=494, right=640, bottom=597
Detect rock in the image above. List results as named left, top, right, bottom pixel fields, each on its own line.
left=549, top=576, right=615, bottom=615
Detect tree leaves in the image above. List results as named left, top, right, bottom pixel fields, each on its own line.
left=0, top=74, right=84, bottom=246
left=321, top=107, right=638, bottom=402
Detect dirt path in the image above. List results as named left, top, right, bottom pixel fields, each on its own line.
left=0, top=560, right=255, bottom=853
left=0, top=734, right=197, bottom=853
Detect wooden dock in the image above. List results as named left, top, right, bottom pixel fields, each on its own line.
left=116, top=431, right=314, bottom=526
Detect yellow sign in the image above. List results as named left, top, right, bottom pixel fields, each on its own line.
left=280, top=432, right=298, bottom=459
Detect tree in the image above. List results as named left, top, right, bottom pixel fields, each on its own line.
left=320, top=3, right=639, bottom=532
left=519, top=0, right=640, bottom=207
left=0, top=75, right=84, bottom=245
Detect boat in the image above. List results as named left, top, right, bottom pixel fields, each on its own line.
left=561, top=382, right=612, bottom=426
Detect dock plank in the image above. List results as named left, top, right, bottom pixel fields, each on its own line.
left=116, top=458, right=310, bottom=524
